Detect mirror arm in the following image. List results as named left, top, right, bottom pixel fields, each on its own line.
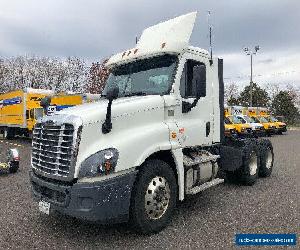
left=182, top=97, right=200, bottom=113
left=102, top=99, right=113, bottom=134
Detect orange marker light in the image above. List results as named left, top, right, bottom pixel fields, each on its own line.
left=171, top=132, right=177, bottom=139
left=104, top=161, right=112, bottom=171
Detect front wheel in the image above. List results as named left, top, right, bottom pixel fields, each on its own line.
left=8, top=162, right=19, bottom=173
left=130, top=159, right=177, bottom=234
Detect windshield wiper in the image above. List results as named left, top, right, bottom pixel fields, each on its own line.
left=124, top=92, right=148, bottom=97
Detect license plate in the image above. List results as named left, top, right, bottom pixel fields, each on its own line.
left=38, top=200, right=50, bottom=215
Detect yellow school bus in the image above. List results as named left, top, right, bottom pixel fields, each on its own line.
left=0, top=88, right=54, bottom=139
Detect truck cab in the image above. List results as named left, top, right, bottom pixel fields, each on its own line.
left=30, top=12, right=274, bottom=234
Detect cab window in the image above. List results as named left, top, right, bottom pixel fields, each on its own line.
left=180, top=60, right=206, bottom=98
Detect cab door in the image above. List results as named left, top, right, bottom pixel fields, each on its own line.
left=174, top=55, right=213, bottom=147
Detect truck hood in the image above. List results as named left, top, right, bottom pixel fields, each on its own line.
left=54, top=95, right=165, bottom=125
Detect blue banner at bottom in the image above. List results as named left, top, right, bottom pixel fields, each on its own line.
left=236, top=234, right=296, bottom=246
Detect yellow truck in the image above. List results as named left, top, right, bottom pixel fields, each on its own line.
left=257, top=108, right=287, bottom=134
left=0, top=88, right=54, bottom=139
left=224, top=117, right=237, bottom=138
left=43, top=93, right=101, bottom=115
left=0, top=89, right=101, bottom=139
left=224, top=106, right=252, bottom=136
left=247, top=107, right=276, bottom=136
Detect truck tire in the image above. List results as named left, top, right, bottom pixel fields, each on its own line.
left=258, top=139, right=274, bottom=177
left=236, top=140, right=260, bottom=185
left=130, top=159, right=177, bottom=234
left=3, top=128, right=15, bottom=140
left=8, top=162, right=19, bottom=173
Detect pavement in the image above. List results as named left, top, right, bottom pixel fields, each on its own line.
left=0, top=131, right=299, bottom=249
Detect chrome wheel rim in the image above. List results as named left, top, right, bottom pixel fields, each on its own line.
left=266, top=149, right=273, bottom=169
left=3, top=130, right=7, bottom=138
left=249, top=152, right=258, bottom=176
left=145, top=176, right=170, bottom=220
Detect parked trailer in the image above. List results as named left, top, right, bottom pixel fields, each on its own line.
left=29, top=12, right=274, bottom=234
left=0, top=88, right=54, bottom=139
left=0, top=89, right=101, bottom=139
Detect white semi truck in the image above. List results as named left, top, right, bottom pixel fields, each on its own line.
left=30, top=12, right=274, bottom=234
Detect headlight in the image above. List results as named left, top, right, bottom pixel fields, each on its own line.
left=78, top=148, right=119, bottom=178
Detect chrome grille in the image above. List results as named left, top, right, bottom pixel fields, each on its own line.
left=32, top=122, right=75, bottom=177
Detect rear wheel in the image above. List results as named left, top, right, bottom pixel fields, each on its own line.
left=130, top=159, right=177, bottom=234
left=258, top=139, right=274, bottom=177
left=236, top=140, right=260, bottom=185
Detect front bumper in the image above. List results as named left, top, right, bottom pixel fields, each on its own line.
left=266, top=127, right=276, bottom=135
left=253, top=128, right=266, bottom=137
left=238, top=128, right=253, bottom=138
left=278, top=126, right=287, bottom=133
left=30, top=170, right=137, bottom=223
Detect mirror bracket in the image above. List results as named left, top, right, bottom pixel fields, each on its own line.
left=102, top=86, right=119, bottom=134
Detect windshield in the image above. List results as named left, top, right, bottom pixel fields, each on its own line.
left=242, top=116, right=252, bottom=123
left=270, top=116, right=278, bottom=122
left=228, top=115, right=242, bottom=124
left=236, top=116, right=247, bottom=124
left=249, top=116, right=260, bottom=123
left=102, top=55, right=178, bottom=97
left=224, top=117, right=232, bottom=124
left=258, top=116, right=268, bottom=123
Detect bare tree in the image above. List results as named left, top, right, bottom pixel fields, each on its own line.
left=224, top=82, right=239, bottom=105
left=86, top=59, right=110, bottom=94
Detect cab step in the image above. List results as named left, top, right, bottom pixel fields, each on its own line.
left=186, top=178, right=224, bottom=195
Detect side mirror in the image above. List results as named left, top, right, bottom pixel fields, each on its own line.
left=106, top=85, right=119, bottom=100
left=193, top=65, right=206, bottom=98
left=40, top=96, right=51, bottom=108
left=40, top=96, right=51, bottom=115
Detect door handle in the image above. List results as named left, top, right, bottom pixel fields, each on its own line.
left=206, top=122, right=210, bottom=137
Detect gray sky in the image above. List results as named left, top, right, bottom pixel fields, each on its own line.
left=0, top=0, right=299, bottom=87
